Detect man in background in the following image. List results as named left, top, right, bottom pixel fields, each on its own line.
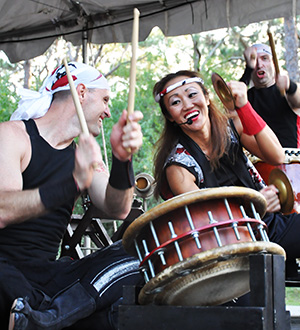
left=240, top=43, right=300, bottom=148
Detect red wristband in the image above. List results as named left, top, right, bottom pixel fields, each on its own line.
left=236, top=102, right=266, bottom=135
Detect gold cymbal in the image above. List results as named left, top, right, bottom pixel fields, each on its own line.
left=269, top=168, right=294, bottom=214
left=211, top=72, right=235, bottom=111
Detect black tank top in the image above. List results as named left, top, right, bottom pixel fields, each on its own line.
left=0, top=119, right=76, bottom=262
left=248, top=84, right=300, bottom=148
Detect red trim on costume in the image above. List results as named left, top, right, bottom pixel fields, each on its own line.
left=176, top=147, right=191, bottom=155
left=52, top=75, right=77, bottom=90
left=176, top=147, right=185, bottom=154
left=51, top=66, right=59, bottom=76
left=91, top=73, right=103, bottom=81
left=139, top=218, right=267, bottom=268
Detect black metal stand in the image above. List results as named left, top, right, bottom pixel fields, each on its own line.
left=60, top=198, right=144, bottom=259
left=119, top=254, right=290, bottom=330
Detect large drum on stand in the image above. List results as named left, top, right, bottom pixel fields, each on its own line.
left=122, top=187, right=285, bottom=306
left=248, top=148, right=300, bottom=214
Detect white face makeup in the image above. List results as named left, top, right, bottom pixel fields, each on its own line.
left=163, top=76, right=210, bottom=132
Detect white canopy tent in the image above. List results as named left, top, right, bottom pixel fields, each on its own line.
left=0, top=0, right=299, bottom=63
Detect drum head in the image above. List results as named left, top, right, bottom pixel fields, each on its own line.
left=138, top=241, right=285, bottom=306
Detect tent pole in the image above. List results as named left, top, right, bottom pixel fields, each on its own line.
left=82, top=28, right=88, bottom=64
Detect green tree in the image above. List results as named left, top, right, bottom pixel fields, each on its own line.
left=0, top=60, right=19, bottom=121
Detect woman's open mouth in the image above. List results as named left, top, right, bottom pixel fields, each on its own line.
left=185, top=110, right=200, bottom=122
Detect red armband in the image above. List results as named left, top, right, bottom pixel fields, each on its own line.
left=236, top=102, right=266, bottom=136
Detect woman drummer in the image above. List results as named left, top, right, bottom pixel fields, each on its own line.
left=153, top=70, right=300, bottom=279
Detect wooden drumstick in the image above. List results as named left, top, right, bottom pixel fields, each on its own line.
left=125, top=8, right=140, bottom=153
left=127, top=8, right=140, bottom=123
left=63, top=58, right=101, bottom=170
left=63, top=58, right=89, bottom=135
left=267, top=28, right=285, bottom=96
left=267, top=28, right=280, bottom=75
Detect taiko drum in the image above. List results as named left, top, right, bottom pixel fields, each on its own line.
left=122, top=187, right=285, bottom=306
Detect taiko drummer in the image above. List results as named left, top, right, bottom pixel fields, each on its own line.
left=0, top=62, right=144, bottom=329
left=153, top=70, right=300, bottom=281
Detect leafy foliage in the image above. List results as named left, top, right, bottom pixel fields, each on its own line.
left=0, top=59, right=20, bottom=121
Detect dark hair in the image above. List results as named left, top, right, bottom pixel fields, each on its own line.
left=52, top=90, right=71, bottom=103
left=52, top=87, right=96, bottom=104
left=152, top=70, right=230, bottom=199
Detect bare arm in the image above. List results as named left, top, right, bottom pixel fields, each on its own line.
left=243, top=46, right=257, bottom=70
left=166, top=145, right=282, bottom=214
left=0, top=190, right=45, bottom=228
left=234, top=116, right=284, bottom=165
left=166, top=165, right=199, bottom=196
left=276, top=73, right=300, bottom=113
left=239, top=46, right=256, bottom=85
left=0, top=122, right=46, bottom=228
left=85, top=110, right=143, bottom=219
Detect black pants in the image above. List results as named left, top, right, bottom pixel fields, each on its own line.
left=277, top=213, right=300, bottom=277
left=263, top=211, right=300, bottom=277
left=0, top=240, right=143, bottom=329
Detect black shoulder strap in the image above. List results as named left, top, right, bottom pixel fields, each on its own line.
left=179, top=126, right=257, bottom=190
left=227, top=120, right=258, bottom=190
left=179, top=132, right=218, bottom=187
left=23, top=119, right=39, bottom=136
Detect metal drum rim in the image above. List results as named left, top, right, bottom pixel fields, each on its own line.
left=138, top=241, right=285, bottom=306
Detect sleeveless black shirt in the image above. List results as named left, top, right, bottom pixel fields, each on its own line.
left=248, top=84, right=300, bottom=148
left=0, top=119, right=76, bottom=262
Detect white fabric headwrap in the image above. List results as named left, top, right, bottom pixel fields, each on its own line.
left=10, top=62, right=110, bottom=121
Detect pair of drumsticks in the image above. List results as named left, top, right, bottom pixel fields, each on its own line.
left=63, top=8, right=140, bottom=141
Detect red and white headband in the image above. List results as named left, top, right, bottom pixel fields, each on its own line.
left=155, top=77, right=204, bottom=102
left=11, top=62, right=109, bottom=121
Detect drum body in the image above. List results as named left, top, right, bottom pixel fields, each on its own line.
left=122, top=187, right=285, bottom=306
left=251, top=148, right=300, bottom=214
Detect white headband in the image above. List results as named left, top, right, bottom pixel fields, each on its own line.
left=155, top=77, right=204, bottom=102
left=252, top=43, right=272, bottom=57
left=10, top=62, right=110, bottom=121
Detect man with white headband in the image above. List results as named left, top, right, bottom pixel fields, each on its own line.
left=0, top=61, right=144, bottom=329
left=240, top=43, right=300, bottom=148
left=240, top=43, right=300, bottom=280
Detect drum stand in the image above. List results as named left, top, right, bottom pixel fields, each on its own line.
left=118, top=253, right=291, bottom=330
left=60, top=198, right=144, bottom=259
